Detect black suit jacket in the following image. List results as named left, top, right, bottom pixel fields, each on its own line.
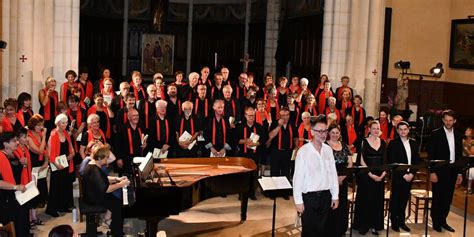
left=427, top=127, right=463, bottom=174
left=387, top=137, right=421, bottom=175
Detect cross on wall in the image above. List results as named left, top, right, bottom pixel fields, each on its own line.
left=19, top=55, right=27, bottom=62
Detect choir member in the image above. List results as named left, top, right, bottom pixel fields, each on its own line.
left=245, top=72, right=259, bottom=93
left=175, top=101, right=200, bottom=158
left=240, top=86, right=258, bottom=114
left=277, top=76, right=289, bottom=107
left=39, top=77, right=59, bottom=134
left=387, top=115, right=403, bottom=143
left=317, top=80, right=334, bottom=114
left=287, top=94, right=300, bottom=127
left=27, top=115, right=49, bottom=206
left=183, top=72, right=200, bottom=101
left=297, top=112, right=312, bottom=148
left=353, top=120, right=386, bottom=235
left=266, top=108, right=298, bottom=191
left=295, top=77, right=311, bottom=108
left=335, top=76, right=354, bottom=102
left=2, top=98, right=23, bottom=132
left=325, top=97, right=340, bottom=125
left=341, top=114, right=360, bottom=153
left=88, top=93, right=113, bottom=140
left=82, top=145, right=129, bottom=237
left=111, top=82, right=130, bottom=115
left=174, top=70, right=187, bottom=100
left=116, top=108, right=146, bottom=175
left=303, top=94, right=318, bottom=116
left=138, top=85, right=158, bottom=132
left=193, top=84, right=212, bottom=122
left=336, top=88, right=352, bottom=119
left=220, top=67, right=231, bottom=86
left=165, top=83, right=182, bottom=122
left=235, top=107, right=266, bottom=200
left=325, top=124, right=353, bottom=237
left=0, top=132, right=30, bottom=237
left=94, top=68, right=111, bottom=94
left=153, top=73, right=167, bottom=100
left=200, top=66, right=212, bottom=89
left=150, top=100, right=173, bottom=158
left=204, top=100, right=231, bottom=157
left=387, top=121, right=420, bottom=232
left=223, top=85, right=241, bottom=124
left=314, top=74, right=330, bottom=98
left=78, top=67, right=94, bottom=107
left=289, top=76, right=301, bottom=94
left=345, top=95, right=366, bottom=131
left=66, top=95, right=87, bottom=159
left=211, top=72, right=225, bottom=100
left=17, top=92, right=34, bottom=128
left=427, top=110, right=463, bottom=232
left=256, top=99, right=271, bottom=129
left=80, top=114, right=107, bottom=160
left=71, top=85, right=87, bottom=110
left=101, top=78, right=115, bottom=106
left=130, top=71, right=147, bottom=101
left=60, top=70, right=80, bottom=102
left=266, top=86, right=280, bottom=123
left=235, top=73, right=248, bottom=101
left=463, top=128, right=474, bottom=194
left=45, top=114, right=75, bottom=217
left=378, top=109, right=390, bottom=142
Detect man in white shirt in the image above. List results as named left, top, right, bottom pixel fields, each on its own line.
left=293, top=115, right=339, bottom=236
left=427, top=110, right=463, bottom=232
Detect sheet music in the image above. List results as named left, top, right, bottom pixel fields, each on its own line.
left=76, top=132, right=82, bottom=142
left=138, top=152, right=153, bottom=172
left=291, top=149, right=298, bottom=161
left=15, top=181, right=39, bottom=206
left=153, top=148, right=168, bottom=159
left=50, top=155, right=68, bottom=172
left=31, top=167, right=48, bottom=180
left=258, top=176, right=292, bottom=191
left=247, top=133, right=259, bottom=150
left=103, top=95, right=112, bottom=105
left=210, top=152, right=226, bottom=158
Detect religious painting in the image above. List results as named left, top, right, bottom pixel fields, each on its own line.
left=449, top=19, right=474, bottom=69
left=141, top=34, right=174, bottom=75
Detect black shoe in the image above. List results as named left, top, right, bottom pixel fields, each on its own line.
left=249, top=194, right=257, bottom=200
left=441, top=223, right=455, bottom=232
left=391, top=226, right=400, bottom=232
left=283, top=195, right=290, bottom=200
left=46, top=211, right=59, bottom=217
left=433, top=225, right=442, bottom=232
left=400, top=225, right=411, bottom=232
left=371, top=230, right=379, bottom=235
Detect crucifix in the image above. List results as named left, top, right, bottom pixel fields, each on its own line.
left=240, top=53, right=254, bottom=72
left=19, top=55, right=27, bottom=63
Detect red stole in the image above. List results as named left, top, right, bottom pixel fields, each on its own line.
left=278, top=124, right=293, bottom=150
left=156, top=117, right=169, bottom=144
left=256, top=112, right=271, bottom=125
left=305, top=104, right=318, bottom=116
left=212, top=117, right=227, bottom=145
left=87, top=105, right=111, bottom=138
left=17, top=109, right=33, bottom=127
left=379, top=119, right=389, bottom=141
left=127, top=126, right=142, bottom=155
left=266, top=99, right=280, bottom=120
left=42, top=88, right=58, bottom=121
left=314, top=84, right=324, bottom=98
left=49, top=129, right=74, bottom=173
left=337, top=86, right=349, bottom=100
left=67, top=108, right=83, bottom=129
left=326, top=107, right=341, bottom=124
left=341, top=100, right=352, bottom=118
left=87, top=129, right=106, bottom=143
left=351, top=106, right=365, bottom=126
left=318, top=91, right=333, bottom=114
left=2, top=117, right=14, bottom=132
left=13, top=145, right=32, bottom=185
left=243, top=125, right=257, bottom=153
left=224, top=99, right=236, bottom=118
left=347, top=124, right=357, bottom=151
left=81, top=80, right=94, bottom=100
left=28, top=131, right=46, bottom=161
left=0, top=152, right=16, bottom=184
left=236, top=85, right=247, bottom=99
left=289, top=84, right=300, bottom=94
left=131, top=83, right=146, bottom=100
left=180, top=117, right=195, bottom=136
left=298, top=124, right=312, bottom=147
left=195, top=98, right=209, bottom=118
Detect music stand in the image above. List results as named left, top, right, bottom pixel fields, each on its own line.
left=452, top=156, right=474, bottom=237
left=422, top=159, right=448, bottom=237
left=258, top=177, right=293, bottom=237
left=338, top=166, right=368, bottom=237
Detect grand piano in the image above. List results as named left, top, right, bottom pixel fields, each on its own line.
left=123, top=157, right=257, bottom=236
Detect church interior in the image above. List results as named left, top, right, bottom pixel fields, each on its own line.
left=1, top=0, right=474, bottom=236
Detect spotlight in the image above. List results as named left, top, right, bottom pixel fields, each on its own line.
left=394, top=60, right=411, bottom=70
left=430, top=63, right=444, bottom=77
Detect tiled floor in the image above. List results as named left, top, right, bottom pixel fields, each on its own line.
left=31, top=188, right=473, bottom=237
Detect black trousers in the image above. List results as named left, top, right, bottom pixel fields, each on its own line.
left=389, top=173, right=412, bottom=227
left=0, top=198, right=30, bottom=237
left=270, top=150, right=292, bottom=179
left=431, top=166, right=458, bottom=226
left=104, top=194, right=123, bottom=237
left=301, top=190, right=332, bottom=237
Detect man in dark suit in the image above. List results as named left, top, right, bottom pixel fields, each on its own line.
left=427, top=109, right=463, bottom=232
left=387, top=121, right=421, bottom=232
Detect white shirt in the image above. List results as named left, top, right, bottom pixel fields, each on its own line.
left=292, top=142, right=339, bottom=205
left=444, top=126, right=455, bottom=163
left=401, top=138, right=412, bottom=165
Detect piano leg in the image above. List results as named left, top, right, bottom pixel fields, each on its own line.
left=145, top=217, right=165, bottom=237
left=240, top=191, right=249, bottom=222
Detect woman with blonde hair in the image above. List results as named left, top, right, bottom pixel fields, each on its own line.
left=39, top=76, right=59, bottom=135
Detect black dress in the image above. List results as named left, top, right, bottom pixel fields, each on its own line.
left=325, top=142, right=351, bottom=237
left=29, top=149, right=48, bottom=206
left=353, top=138, right=386, bottom=232
left=45, top=140, right=72, bottom=215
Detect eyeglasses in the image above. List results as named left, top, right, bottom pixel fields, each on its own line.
left=312, top=129, right=328, bottom=134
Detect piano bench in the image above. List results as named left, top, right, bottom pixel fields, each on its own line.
left=79, top=199, right=107, bottom=237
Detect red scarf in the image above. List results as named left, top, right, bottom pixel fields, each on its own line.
left=347, top=124, right=357, bottom=152
left=314, top=84, right=324, bottom=98
left=49, top=128, right=74, bottom=173
left=337, top=86, right=349, bottom=100
left=379, top=119, right=389, bottom=141
left=326, top=107, right=341, bottom=124
left=341, top=100, right=352, bottom=118
left=243, top=125, right=257, bottom=153
left=180, top=117, right=195, bottom=136
left=87, top=105, right=111, bottom=138
left=0, top=152, right=16, bottom=184
left=42, top=88, right=58, bottom=121
left=266, top=99, right=280, bottom=120
left=67, top=108, right=83, bottom=129
left=61, top=82, right=78, bottom=102
left=81, top=80, right=94, bottom=101
left=14, top=145, right=32, bottom=185
left=305, top=104, right=318, bottom=116
left=127, top=126, right=142, bottom=155
left=195, top=98, right=209, bottom=118
left=1, top=117, right=14, bottom=132
left=289, top=84, right=300, bottom=94
left=236, top=85, right=247, bottom=99
left=298, top=123, right=312, bottom=147
left=87, top=129, right=106, bottom=143
left=278, top=125, right=293, bottom=150
left=28, top=131, right=46, bottom=161
left=224, top=99, right=236, bottom=118
left=318, top=91, right=333, bottom=114
left=351, top=106, right=364, bottom=126
left=212, top=117, right=227, bottom=145
left=156, top=117, right=169, bottom=144
left=256, top=111, right=271, bottom=125
left=131, top=82, right=146, bottom=100
left=17, top=109, right=33, bottom=127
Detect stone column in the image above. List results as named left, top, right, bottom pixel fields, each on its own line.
left=264, top=0, right=280, bottom=78
left=186, top=0, right=194, bottom=75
